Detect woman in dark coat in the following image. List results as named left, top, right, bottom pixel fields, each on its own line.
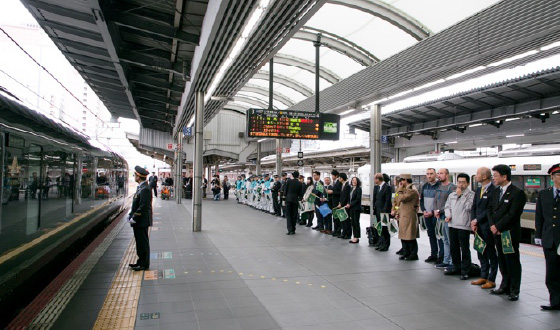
left=347, top=177, right=362, bottom=243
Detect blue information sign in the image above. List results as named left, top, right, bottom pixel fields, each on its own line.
left=183, top=127, right=193, bottom=137
left=381, top=135, right=389, bottom=144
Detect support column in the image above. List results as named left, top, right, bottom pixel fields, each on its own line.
left=256, top=143, right=261, bottom=175
left=370, top=104, right=382, bottom=222
left=192, top=91, right=204, bottom=232
left=215, top=164, right=219, bottom=177
left=176, top=134, right=182, bottom=204
left=275, top=139, right=282, bottom=176
left=314, top=34, right=321, bottom=114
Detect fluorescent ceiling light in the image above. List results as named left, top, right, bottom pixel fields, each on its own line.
left=487, top=50, right=538, bottom=67
left=540, top=41, right=560, bottom=51
left=506, top=134, right=524, bottom=138
left=205, top=0, right=272, bottom=103
left=187, top=117, right=195, bottom=127
left=339, top=109, right=354, bottom=116
left=469, top=123, right=483, bottom=127
left=257, top=138, right=268, bottom=143
left=447, top=66, right=486, bottom=80
left=505, top=117, right=520, bottom=122
left=413, top=79, right=445, bottom=91
left=446, top=141, right=458, bottom=144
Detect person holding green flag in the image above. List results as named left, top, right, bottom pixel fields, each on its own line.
left=470, top=167, right=498, bottom=289
left=488, top=164, right=526, bottom=301
left=394, top=174, right=420, bottom=261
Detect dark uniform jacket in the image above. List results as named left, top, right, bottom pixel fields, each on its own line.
left=373, top=183, right=392, bottom=214
left=471, top=184, right=495, bottom=231
left=487, top=183, right=526, bottom=241
left=348, top=186, right=362, bottom=211
left=331, top=180, right=342, bottom=207
left=149, top=175, right=158, bottom=188
left=312, top=180, right=324, bottom=206
left=324, top=184, right=333, bottom=208
left=339, top=182, right=351, bottom=207
left=129, top=181, right=153, bottom=227
left=284, top=178, right=304, bottom=203
left=535, top=187, right=560, bottom=249
left=271, top=180, right=281, bottom=197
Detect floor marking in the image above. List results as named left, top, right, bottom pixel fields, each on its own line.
left=93, top=236, right=144, bottom=330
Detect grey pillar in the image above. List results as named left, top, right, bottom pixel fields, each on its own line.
left=275, top=139, right=282, bottom=176
left=176, top=135, right=182, bottom=204
left=215, top=164, right=219, bottom=176
left=370, top=104, right=382, bottom=222
left=256, top=143, right=261, bottom=175
left=192, top=91, right=204, bottom=232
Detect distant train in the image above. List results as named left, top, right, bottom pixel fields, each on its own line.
left=358, top=146, right=560, bottom=243
left=0, top=91, right=129, bottom=327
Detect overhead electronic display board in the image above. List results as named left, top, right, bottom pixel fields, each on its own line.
left=247, top=109, right=340, bottom=140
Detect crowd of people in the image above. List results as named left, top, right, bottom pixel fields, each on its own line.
left=229, top=163, right=560, bottom=310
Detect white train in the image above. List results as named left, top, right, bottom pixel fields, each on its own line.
left=357, top=145, right=560, bottom=241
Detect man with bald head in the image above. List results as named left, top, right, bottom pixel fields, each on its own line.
left=470, top=167, right=498, bottom=289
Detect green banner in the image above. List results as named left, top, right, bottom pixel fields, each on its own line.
left=376, top=221, right=383, bottom=235
left=389, top=219, right=398, bottom=236
left=381, top=213, right=390, bottom=225
left=501, top=230, right=515, bottom=254
left=317, top=182, right=324, bottom=193
left=473, top=232, right=487, bottom=254
left=371, top=214, right=378, bottom=227
left=306, top=194, right=316, bottom=204
left=419, top=215, right=427, bottom=231
left=334, top=208, right=348, bottom=221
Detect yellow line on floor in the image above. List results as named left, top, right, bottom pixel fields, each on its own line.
left=93, top=232, right=146, bottom=330
left=519, top=249, right=544, bottom=258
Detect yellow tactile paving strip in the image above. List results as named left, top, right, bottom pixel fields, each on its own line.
left=93, top=234, right=146, bottom=330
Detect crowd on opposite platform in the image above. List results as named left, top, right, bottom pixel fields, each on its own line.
left=229, top=163, right=560, bottom=311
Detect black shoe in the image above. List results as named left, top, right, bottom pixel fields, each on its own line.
left=508, top=293, right=519, bottom=301
left=424, top=256, right=437, bottom=263
left=396, top=249, right=404, bottom=255
left=311, top=226, right=319, bottom=230
left=128, top=263, right=138, bottom=268
left=286, top=232, right=292, bottom=235
left=444, top=269, right=460, bottom=276
left=132, top=266, right=149, bottom=271
left=436, top=257, right=443, bottom=264
left=460, top=274, right=469, bottom=280
left=399, top=255, right=408, bottom=260
left=305, top=224, right=312, bottom=227
left=541, top=304, right=560, bottom=310
left=490, top=288, right=510, bottom=295
left=404, top=255, right=418, bottom=261
left=298, top=222, right=306, bottom=225
left=378, top=247, right=389, bottom=252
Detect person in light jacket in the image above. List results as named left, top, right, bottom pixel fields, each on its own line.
left=443, top=173, right=475, bottom=279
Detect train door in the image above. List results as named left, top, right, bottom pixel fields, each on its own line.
left=26, top=144, right=42, bottom=234
left=0, top=132, right=3, bottom=234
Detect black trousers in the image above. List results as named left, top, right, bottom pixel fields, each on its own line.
left=478, top=228, right=498, bottom=282
left=323, top=213, right=332, bottom=231
left=449, top=227, right=472, bottom=275
left=333, top=217, right=341, bottom=233
left=286, top=202, right=299, bottom=233
left=224, top=189, right=229, bottom=199
left=350, top=209, right=361, bottom=238
left=402, top=239, right=418, bottom=257
left=496, top=234, right=522, bottom=294
left=133, top=226, right=150, bottom=267
left=272, top=194, right=280, bottom=215
left=151, top=185, right=157, bottom=197
left=374, top=211, right=390, bottom=247
left=544, top=245, right=560, bottom=306
left=306, top=211, right=315, bottom=226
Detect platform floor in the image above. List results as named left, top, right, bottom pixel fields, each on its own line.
left=53, top=196, right=559, bottom=330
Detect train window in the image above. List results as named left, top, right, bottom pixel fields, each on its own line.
left=75, top=156, right=94, bottom=214
left=41, top=151, right=75, bottom=228
left=0, top=138, right=43, bottom=255
left=522, top=175, right=546, bottom=203
left=97, top=157, right=114, bottom=199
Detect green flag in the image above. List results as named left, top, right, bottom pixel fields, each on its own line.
left=335, top=208, right=348, bottom=221
left=419, top=215, right=427, bottom=231
left=473, top=232, right=487, bottom=254
left=435, top=218, right=444, bottom=239
left=306, top=194, right=316, bottom=204
left=501, top=230, right=515, bottom=254
left=389, top=219, right=399, bottom=236
left=317, top=182, right=324, bottom=193
left=380, top=213, right=390, bottom=225
left=371, top=214, right=378, bottom=227
left=376, top=221, right=382, bottom=235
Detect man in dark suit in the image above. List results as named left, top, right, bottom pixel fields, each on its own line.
left=149, top=172, right=158, bottom=197
left=321, top=177, right=334, bottom=234
left=312, top=171, right=325, bottom=231
left=271, top=175, right=282, bottom=216
left=284, top=171, right=304, bottom=235
left=329, top=170, right=342, bottom=236
left=372, top=173, right=393, bottom=251
left=535, top=163, right=560, bottom=310
left=129, top=166, right=153, bottom=271
left=279, top=173, right=288, bottom=217
left=487, top=164, right=526, bottom=301
left=337, top=173, right=352, bottom=239
left=470, top=167, right=498, bottom=289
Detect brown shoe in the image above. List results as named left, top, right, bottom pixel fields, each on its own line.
left=481, top=281, right=496, bottom=289
left=471, top=278, right=487, bottom=286
left=320, top=230, right=327, bottom=233
left=324, top=230, right=332, bottom=234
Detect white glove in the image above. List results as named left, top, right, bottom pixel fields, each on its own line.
left=534, top=238, right=542, bottom=246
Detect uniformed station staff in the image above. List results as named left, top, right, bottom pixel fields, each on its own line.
left=128, top=166, right=153, bottom=271
left=535, top=163, right=560, bottom=310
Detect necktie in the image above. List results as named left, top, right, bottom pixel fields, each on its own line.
left=500, top=187, right=505, bottom=200
left=480, top=187, right=484, bottom=199
left=556, top=189, right=560, bottom=203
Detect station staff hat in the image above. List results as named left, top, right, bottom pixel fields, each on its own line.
left=400, top=173, right=412, bottom=179
left=548, top=163, right=560, bottom=175
left=135, top=166, right=149, bottom=178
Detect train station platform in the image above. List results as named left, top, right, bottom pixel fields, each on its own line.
left=19, top=196, right=560, bottom=330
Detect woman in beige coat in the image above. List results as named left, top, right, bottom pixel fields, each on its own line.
left=395, top=174, right=420, bottom=260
